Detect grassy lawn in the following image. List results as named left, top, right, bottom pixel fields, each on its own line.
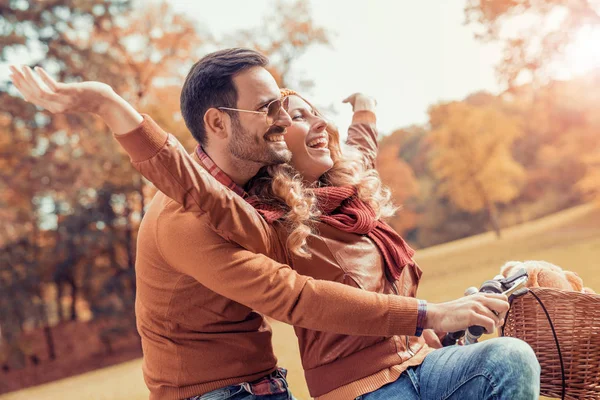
left=3, top=203, right=598, bottom=400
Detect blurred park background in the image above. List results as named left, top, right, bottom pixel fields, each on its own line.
left=0, top=0, right=599, bottom=398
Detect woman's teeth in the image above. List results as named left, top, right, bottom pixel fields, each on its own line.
left=266, top=134, right=285, bottom=142
left=307, top=138, right=328, bottom=148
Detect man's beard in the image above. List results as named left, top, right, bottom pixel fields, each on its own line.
left=228, top=117, right=292, bottom=166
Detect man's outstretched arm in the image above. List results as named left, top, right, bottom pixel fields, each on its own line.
left=9, top=65, right=143, bottom=134
left=9, top=65, right=278, bottom=255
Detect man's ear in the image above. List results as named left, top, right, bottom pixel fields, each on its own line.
left=204, top=108, right=228, bottom=139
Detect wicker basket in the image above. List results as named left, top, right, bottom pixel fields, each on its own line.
left=502, top=287, right=600, bottom=400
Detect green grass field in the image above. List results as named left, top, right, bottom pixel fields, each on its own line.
left=3, top=203, right=598, bottom=400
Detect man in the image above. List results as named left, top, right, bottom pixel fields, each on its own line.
left=9, top=48, right=538, bottom=400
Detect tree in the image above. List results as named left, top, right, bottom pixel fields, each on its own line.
left=377, top=130, right=419, bottom=235
left=466, top=1, right=600, bottom=208
left=0, top=0, right=204, bottom=369
left=428, top=101, right=525, bottom=237
left=92, top=1, right=203, bottom=104
left=503, top=73, right=600, bottom=211
left=225, top=0, right=332, bottom=90
left=465, top=0, right=600, bottom=88
left=578, top=149, right=600, bottom=203
left=376, top=140, right=420, bottom=236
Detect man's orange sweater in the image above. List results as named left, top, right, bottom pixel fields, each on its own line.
left=115, top=117, right=419, bottom=399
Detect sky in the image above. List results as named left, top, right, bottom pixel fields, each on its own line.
left=2, top=0, right=598, bottom=134
left=166, top=0, right=504, bottom=134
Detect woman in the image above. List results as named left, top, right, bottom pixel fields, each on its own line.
left=10, top=66, right=538, bottom=400
left=240, top=91, right=431, bottom=399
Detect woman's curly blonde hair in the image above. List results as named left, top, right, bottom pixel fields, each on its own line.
left=247, top=90, right=397, bottom=258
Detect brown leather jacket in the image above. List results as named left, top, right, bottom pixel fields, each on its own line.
left=116, top=113, right=430, bottom=398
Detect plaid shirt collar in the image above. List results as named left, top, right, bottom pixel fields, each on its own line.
left=195, top=146, right=247, bottom=198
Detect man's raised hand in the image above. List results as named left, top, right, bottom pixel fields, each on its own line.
left=9, top=65, right=116, bottom=115
left=9, top=65, right=142, bottom=134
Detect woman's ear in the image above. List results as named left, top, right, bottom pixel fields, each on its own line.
left=204, top=108, right=228, bottom=139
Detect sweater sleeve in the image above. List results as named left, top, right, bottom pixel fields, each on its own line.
left=113, top=115, right=275, bottom=255
left=156, top=209, right=420, bottom=337
left=345, top=110, right=379, bottom=169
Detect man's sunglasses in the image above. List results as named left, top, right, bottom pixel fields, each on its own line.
left=218, top=97, right=290, bottom=126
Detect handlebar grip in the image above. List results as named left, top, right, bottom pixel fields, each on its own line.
left=468, top=325, right=485, bottom=337
left=441, top=330, right=465, bottom=347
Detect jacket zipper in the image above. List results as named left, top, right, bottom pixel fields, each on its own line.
left=390, top=281, right=416, bottom=357
left=405, top=336, right=415, bottom=357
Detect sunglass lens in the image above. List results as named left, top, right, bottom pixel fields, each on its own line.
left=267, top=99, right=282, bottom=119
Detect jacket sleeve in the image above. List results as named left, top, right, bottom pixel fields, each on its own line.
left=156, top=208, right=421, bottom=337
left=345, top=110, right=379, bottom=169
left=113, top=115, right=275, bottom=255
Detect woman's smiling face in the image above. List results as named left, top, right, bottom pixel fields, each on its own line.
left=283, top=95, right=334, bottom=183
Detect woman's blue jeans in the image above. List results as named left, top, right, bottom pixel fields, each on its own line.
left=357, top=337, right=540, bottom=400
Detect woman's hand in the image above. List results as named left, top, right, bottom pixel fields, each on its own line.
left=342, top=93, right=377, bottom=113
left=422, top=329, right=444, bottom=349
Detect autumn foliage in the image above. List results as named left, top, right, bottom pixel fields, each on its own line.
left=0, top=0, right=599, bottom=393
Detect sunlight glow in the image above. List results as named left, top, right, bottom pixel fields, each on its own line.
left=560, top=26, right=600, bottom=77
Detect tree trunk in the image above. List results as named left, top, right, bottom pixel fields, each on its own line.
left=124, top=201, right=136, bottom=295
left=69, top=277, right=77, bottom=321
left=43, top=326, right=56, bottom=360
left=474, top=180, right=502, bottom=238
left=124, top=201, right=135, bottom=271
left=56, top=281, right=65, bottom=321
left=36, top=293, right=56, bottom=360
left=486, top=200, right=502, bottom=238
left=138, top=177, right=146, bottom=219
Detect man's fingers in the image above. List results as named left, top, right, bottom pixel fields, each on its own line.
left=10, top=73, right=59, bottom=112
left=472, top=313, right=496, bottom=334
left=9, top=65, right=25, bottom=81
left=497, top=307, right=508, bottom=324
left=18, top=65, right=46, bottom=100
left=480, top=295, right=510, bottom=314
left=9, top=68, right=33, bottom=102
left=9, top=66, right=29, bottom=96
left=9, top=65, right=70, bottom=114
left=482, top=293, right=509, bottom=301
left=35, top=67, right=60, bottom=92
left=21, top=66, right=68, bottom=112
left=476, top=303, right=501, bottom=326
left=22, top=65, right=52, bottom=95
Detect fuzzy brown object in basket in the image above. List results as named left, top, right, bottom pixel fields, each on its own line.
left=500, top=260, right=596, bottom=294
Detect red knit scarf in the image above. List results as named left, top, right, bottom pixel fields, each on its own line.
left=246, top=186, right=415, bottom=280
